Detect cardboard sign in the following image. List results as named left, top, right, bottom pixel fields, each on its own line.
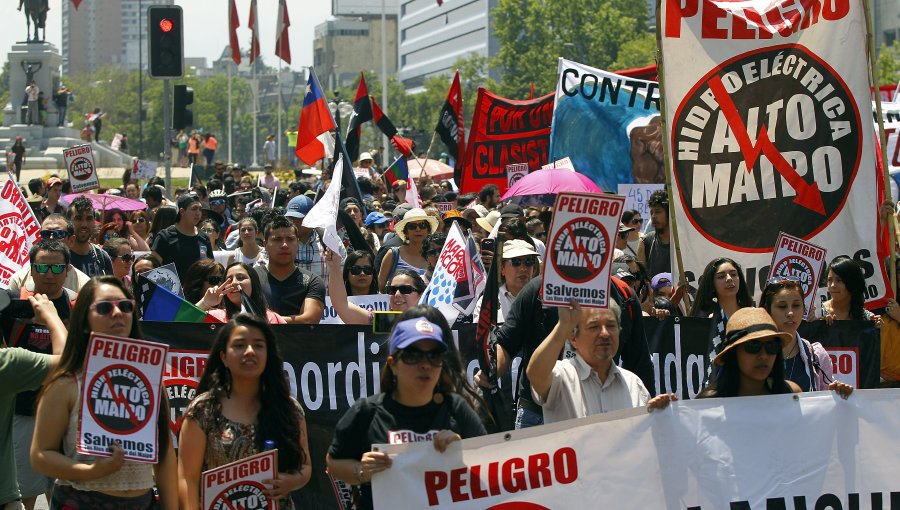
left=617, top=183, right=665, bottom=234
left=202, top=450, right=278, bottom=510
left=433, top=202, right=455, bottom=214
left=505, top=163, right=529, bottom=189
left=64, top=144, right=99, bottom=193
left=826, top=347, right=859, bottom=388
left=767, top=232, right=827, bottom=319
left=542, top=192, right=623, bottom=308
left=133, top=159, right=159, bottom=181
left=78, top=334, right=168, bottom=463
left=0, top=175, right=41, bottom=288
left=541, top=156, right=574, bottom=170
left=321, top=294, right=390, bottom=324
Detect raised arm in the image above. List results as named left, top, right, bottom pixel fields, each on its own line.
left=527, top=301, right=580, bottom=402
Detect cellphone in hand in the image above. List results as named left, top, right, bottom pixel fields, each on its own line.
left=372, top=311, right=402, bottom=334
left=480, top=238, right=496, bottom=253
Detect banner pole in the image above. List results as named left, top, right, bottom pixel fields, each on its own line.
left=863, top=0, right=897, bottom=295
left=415, top=131, right=438, bottom=182
left=654, top=0, right=692, bottom=310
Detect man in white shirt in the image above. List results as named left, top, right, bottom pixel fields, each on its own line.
left=527, top=300, right=650, bottom=424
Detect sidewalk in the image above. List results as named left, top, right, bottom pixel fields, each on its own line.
left=13, top=166, right=193, bottom=182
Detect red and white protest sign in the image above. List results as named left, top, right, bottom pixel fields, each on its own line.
left=505, top=163, right=529, bottom=189
left=660, top=1, right=887, bottom=305
left=542, top=192, right=623, bottom=308
left=433, top=202, right=455, bottom=214
left=0, top=175, right=41, bottom=288
left=824, top=347, right=858, bottom=388
left=132, top=159, right=158, bottom=181
left=64, top=144, right=99, bottom=193
left=162, top=349, right=207, bottom=448
left=78, top=334, right=168, bottom=463
left=541, top=156, right=573, bottom=170
left=767, top=232, right=826, bottom=319
left=202, top=450, right=278, bottom=510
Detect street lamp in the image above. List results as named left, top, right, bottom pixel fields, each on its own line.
left=328, top=92, right=353, bottom=134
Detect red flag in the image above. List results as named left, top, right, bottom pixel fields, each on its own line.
left=437, top=0, right=444, bottom=5
left=344, top=74, right=373, bottom=162
left=248, top=0, right=261, bottom=64
left=275, top=0, right=291, bottom=65
left=296, top=68, right=337, bottom=165
left=228, top=0, right=241, bottom=65
left=435, top=70, right=465, bottom=185
left=371, top=96, right=413, bottom=157
left=71, top=0, right=83, bottom=9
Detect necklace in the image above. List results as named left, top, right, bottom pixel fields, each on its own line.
left=784, top=340, right=800, bottom=380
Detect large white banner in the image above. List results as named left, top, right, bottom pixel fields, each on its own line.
left=373, top=389, right=900, bottom=509
left=0, top=176, right=41, bottom=288
left=659, top=1, right=887, bottom=304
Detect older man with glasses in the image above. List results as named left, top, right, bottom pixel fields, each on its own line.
left=8, top=215, right=90, bottom=293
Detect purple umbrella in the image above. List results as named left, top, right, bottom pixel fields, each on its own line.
left=501, top=168, right=602, bottom=206
left=61, top=192, right=147, bottom=211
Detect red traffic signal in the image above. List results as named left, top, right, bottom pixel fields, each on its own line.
left=148, top=6, right=183, bottom=79
left=159, top=18, right=174, bottom=33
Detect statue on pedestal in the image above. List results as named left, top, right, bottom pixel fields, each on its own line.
left=18, top=0, right=49, bottom=43
left=21, top=61, right=42, bottom=84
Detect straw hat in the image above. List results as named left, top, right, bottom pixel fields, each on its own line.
left=715, top=307, right=792, bottom=366
left=394, top=208, right=439, bottom=241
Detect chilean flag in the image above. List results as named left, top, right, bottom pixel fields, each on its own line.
left=248, top=0, right=261, bottom=64
left=295, top=68, right=336, bottom=165
left=274, top=0, right=291, bottom=65
left=228, top=0, right=241, bottom=65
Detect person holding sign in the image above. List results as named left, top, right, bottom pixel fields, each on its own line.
left=30, top=276, right=178, bottom=510
left=178, top=314, right=310, bottom=510
left=818, top=256, right=876, bottom=323
left=326, top=305, right=486, bottom=510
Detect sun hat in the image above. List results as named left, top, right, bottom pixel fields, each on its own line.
left=442, top=209, right=472, bottom=230
left=715, top=307, right=792, bottom=366
left=394, top=208, right=439, bottom=241
left=502, top=239, right=539, bottom=259
left=389, top=317, right=447, bottom=353
left=618, top=222, right=635, bottom=234
left=359, top=152, right=374, bottom=163
left=475, top=210, right=502, bottom=232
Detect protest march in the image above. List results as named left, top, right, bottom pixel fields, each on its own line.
left=2, top=1, right=900, bottom=510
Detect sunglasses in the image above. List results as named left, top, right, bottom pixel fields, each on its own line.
left=425, top=248, right=441, bottom=258
left=206, top=275, right=224, bottom=285
left=766, top=275, right=801, bottom=286
left=33, top=263, right=66, bottom=274
left=406, top=221, right=431, bottom=231
left=210, top=199, right=226, bottom=206
left=91, top=299, right=136, bottom=315
left=134, top=217, right=147, bottom=224
left=630, top=218, right=643, bottom=224
left=386, top=284, right=417, bottom=295
left=397, top=347, right=446, bottom=367
left=116, top=253, right=135, bottom=262
left=349, top=265, right=374, bottom=276
left=507, top=257, right=537, bottom=267
left=40, top=229, right=68, bottom=240
left=536, top=231, right=547, bottom=238
left=741, top=339, right=781, bottom=356
left=201, top=227, right=217, bottom=234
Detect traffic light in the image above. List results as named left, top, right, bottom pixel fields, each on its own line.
left=148, top=6, right=183, bottom=78
left=173, top=85, right=193, bottom=130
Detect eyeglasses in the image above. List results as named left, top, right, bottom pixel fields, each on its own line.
left=349, top=265, right=374, bottom=276
left=425, top=248, right=440, bottom=258
left=116, top=253, right=135, bottom=262
left=91, top=299, right=136, bottom=315
left=206, top=275, right=224, bottom=285
left=507, top=257, right=537, bottom=267
left=33, top=263, right=66, bottom=274
left=201, top=227, right=217, bottom=234
left=397, top=347, right=446, bottom=367
left=630, top=218, right=643, bottom=224
left=766, top=275, right=801, bottom=286
left=741, top=339, right=781, bottom=355
left=406, top=221, right=431, bottom=231
left=210, top=199, right=226, bottom=206
left=386, top=284, right=417, bottom=295
left=40, top=229, right=68, bottom=240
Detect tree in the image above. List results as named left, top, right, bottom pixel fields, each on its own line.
left=877, top=42, right=900, bottom=87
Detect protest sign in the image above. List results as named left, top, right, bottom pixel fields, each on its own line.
left=660, top=0, right=888, bottom=305
left=111, top=134, right=123, bottom=151
left=766, top=232, right=827, bottom=318
left=883, top=101, right=900, bottom=175
left=0, top=176, right=41, bottom=288
left=320, top=294, right=390, bottom=324
left=420, top=222, right=486, bottom=323
left=433, top=201, right=455, bottom=214
left=78, top=334, right=168, bottom=462
left=505, top=163, right=529, bottom=189
left=459, top=89, right=553, bottom=194
left=540, top=156, right=573, bottom=170
left=162, top=349, right=207, bottom=447
left=64, top=144, right=99, bottom=193
left=372, top=390, right=900, bottom=509
left=542, top=192, right=623, bottom=308
left=132, top=159, right=158, bottom=181
left=202, top=450, right=278, bottom=510
left=618, top=183, right=664, bottom=234
left=551, top=59, right=662, bottom=192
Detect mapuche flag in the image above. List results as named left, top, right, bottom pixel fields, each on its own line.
left=436, top=70, right=466, bottom=185
left=295, top=68, right=336, bottom=165
left=138, top=276, right=222, bottom=323
left=344, top=74, right=373, bottom=163
left=383, top=156, right=409, bottom=185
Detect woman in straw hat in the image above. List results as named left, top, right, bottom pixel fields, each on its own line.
left=697, top=308, right=852, bottom=399
left=378, top=208, right=438, bottom=290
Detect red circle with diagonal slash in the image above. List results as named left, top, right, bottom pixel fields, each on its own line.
left=87, top=364, right=153, bottom=435
left=549, top=217, right=609, bottom=284
left=212, top=481, right=270, bottom=510
left=670, top=44, right=862, bottom=253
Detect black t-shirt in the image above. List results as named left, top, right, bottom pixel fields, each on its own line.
left=254, top=266, right=325, bottom=317
left=641, top=231, right=671, bottom=279
left=70, top=244, right=114, bottom=277
left=328, top=392, right=486, bottom=510
left=151, top=225, right=214, bottom=280
left=495, top=277, right=656, bottom=408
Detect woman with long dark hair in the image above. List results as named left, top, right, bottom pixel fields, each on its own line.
left=819, top=256, right=874, bottom=322
left=343, top=250, right=379, bottom=296
left=205, top=262, right=286, bottom=324
left=226, top=218, right=264, bottom=267
left=326, top=305, right=486, bottom=510
left=182, top=259, right=228, bottom=307
left=31, top=276, right=177, bottom=510
left=178, top=314, right=310, bottom=509
left=148, top=207, right=177, bottom=245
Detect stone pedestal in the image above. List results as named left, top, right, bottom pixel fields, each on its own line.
left=3, top=42, right=63, bottom=128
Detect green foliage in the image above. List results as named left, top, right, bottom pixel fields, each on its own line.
left=877, top=42, right=900, bottom=87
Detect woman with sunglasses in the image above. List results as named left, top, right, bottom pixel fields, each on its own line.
left=183, top=260, right=234, bottom=310
left=31, top=276, right=178, bottom=510
left=759, top=277, right=840, bottom=392
left=101, top=208, right=150, bottom=252
left=103, top=237, right=135, bottom=286
left=130, top=210, right=152, bottom=246
left=226, top=218, right=264, bottom=267
left=620, top=209, right=644, bottom=254
left=421, top=232, right=447, bottom=282
left=179, top=314, right=310, bottom=510
left=327, top=305, right=486, bottom=510
left=204, top=262, right=286, bottom=324
left=378, top=208, right=438, bottom=290
left=343, top=250, right=379, bottom=296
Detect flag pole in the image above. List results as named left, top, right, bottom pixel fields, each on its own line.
left=277, top=60, right=283, bottom=164
left=415, top=131, right=438, bottom=181
left=864, top=0, right=897, bottom=295
left=227, top=62, right=233, bottom=163
left=653, top=2, right=691, bottom=309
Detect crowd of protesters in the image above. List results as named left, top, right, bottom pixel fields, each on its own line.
left=0, top=153, right=892, bottom=510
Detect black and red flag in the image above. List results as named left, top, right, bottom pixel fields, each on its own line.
left=344, top=73, right=373, bottom=163
left=435, top=70, right=466, bottom=186
left=371, top=96, right=413, bottom=158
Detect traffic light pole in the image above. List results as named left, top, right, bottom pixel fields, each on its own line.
left=163, top=79, right=172, bottom=197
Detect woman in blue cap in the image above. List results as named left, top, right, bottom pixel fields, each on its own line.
left=326, top=305, right=486, bottom=510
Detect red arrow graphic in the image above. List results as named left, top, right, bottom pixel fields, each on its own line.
left=565, top=223, right=597, bottom=274
left=707, top=75, right=826, bottom=215
left=102, top=372, right=141, bottom=427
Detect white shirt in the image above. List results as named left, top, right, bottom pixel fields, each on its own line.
left=530, top=236, right=546, bottom=260
left=533, top=354, right=650, bottom=424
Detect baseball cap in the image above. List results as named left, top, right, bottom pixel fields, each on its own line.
left=47, top=177, right=62, bottom=187
left=365, top=211, right=390, bottom=228
left=442, top=209, right=472, bottom=229
left=618, top=223, right=635, bottom=234
left=502, top=239, right=539, bottom=259
left=176, top=193, right=200, bottom=211
left=285, top=195, right=314, bottom=219
left=612, top=262, right=635, bottom=281
left=392, top=204, right=412, bottom=221
left=651, top=273, right=673, bottom=291
left=389, top=318, right=447, bottom=353
left=500, top=203, right=524, bottom=219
